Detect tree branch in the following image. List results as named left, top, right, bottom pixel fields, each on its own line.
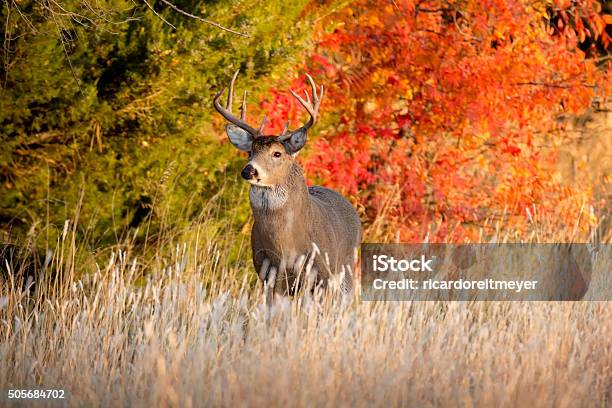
left=143, top=0, right=175, bottom=29
left=157, top=0, right=248, bottom=37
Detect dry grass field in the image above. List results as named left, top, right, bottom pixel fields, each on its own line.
left=1, top=205, right=610, bottom=407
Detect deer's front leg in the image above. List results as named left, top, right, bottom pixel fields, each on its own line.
left=258, top=258, right=279, bottom=305
left=263, top=265, right=277, bottom=306
left=258, top=258, right=270, bottom=281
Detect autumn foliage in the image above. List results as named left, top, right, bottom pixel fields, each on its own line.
left=263, top=0, right=610, bottom=241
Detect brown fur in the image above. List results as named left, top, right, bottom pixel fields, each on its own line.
left=246, top=138, right=361, bottom=296
left=214, top=71, right=360, bottom=297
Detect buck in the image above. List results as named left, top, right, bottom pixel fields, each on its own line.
left=214, top=71, right=361, bottom=301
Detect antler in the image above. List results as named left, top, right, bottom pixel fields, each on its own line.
left=213, top=70, right=265, bottom=137
left=281, top=74, right=324, bottom=138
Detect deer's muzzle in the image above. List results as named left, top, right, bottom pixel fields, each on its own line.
left=241, top=164, right=258, bottom=180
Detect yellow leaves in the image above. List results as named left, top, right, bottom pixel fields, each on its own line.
left=405, top=88, right=414, bottom=100
left=460, top=131, right=490, bottom=151
left=493, top=27, right=506, bottom=42
left=476, top=154, right=487, bottom=168
left=365, top=14, right=382, bottom=28
left=391, top=98, right=409, bottom=114
left=530, top=2, right=550, bottom=23
left=495, top=182, right=509, bottom=194
left=363, top=99, right=378, bottom=114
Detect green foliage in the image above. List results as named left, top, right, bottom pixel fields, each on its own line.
left=0, top=0, right=316, bottom=249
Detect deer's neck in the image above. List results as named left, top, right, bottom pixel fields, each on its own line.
left=249, top=164, right=312, bottom=256
left=249, top=163, right=308, bottom=213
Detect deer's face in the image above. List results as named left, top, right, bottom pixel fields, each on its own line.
left=227, top=129, right=306, bottom=187
left=242, top=138, right=294, bottom=187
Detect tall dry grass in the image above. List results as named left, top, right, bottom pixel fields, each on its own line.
left=1, top=202, right=610, bottom=407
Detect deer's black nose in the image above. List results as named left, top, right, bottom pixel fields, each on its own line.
left=241, top=164, right=258, bottom=180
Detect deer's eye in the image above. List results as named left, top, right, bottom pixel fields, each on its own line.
left=273, top=151, right=282, bottom=158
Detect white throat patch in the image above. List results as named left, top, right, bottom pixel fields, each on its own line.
left=250, top=185, right=288, bottom=210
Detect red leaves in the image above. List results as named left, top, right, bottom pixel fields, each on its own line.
left=263, top=0, right=608, bottom=241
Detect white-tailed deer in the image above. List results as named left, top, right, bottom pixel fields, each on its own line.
left=214, top=71, right=361, bottom=301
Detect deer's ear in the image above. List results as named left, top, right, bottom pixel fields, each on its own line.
left=282, top=129, right=307, bottom=155
left=226, top=125, right=253, bottom=152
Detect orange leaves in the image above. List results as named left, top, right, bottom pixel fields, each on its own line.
left=263, top=0, right=607, bottom=241
left=549, top=0, right=610, bottom=56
